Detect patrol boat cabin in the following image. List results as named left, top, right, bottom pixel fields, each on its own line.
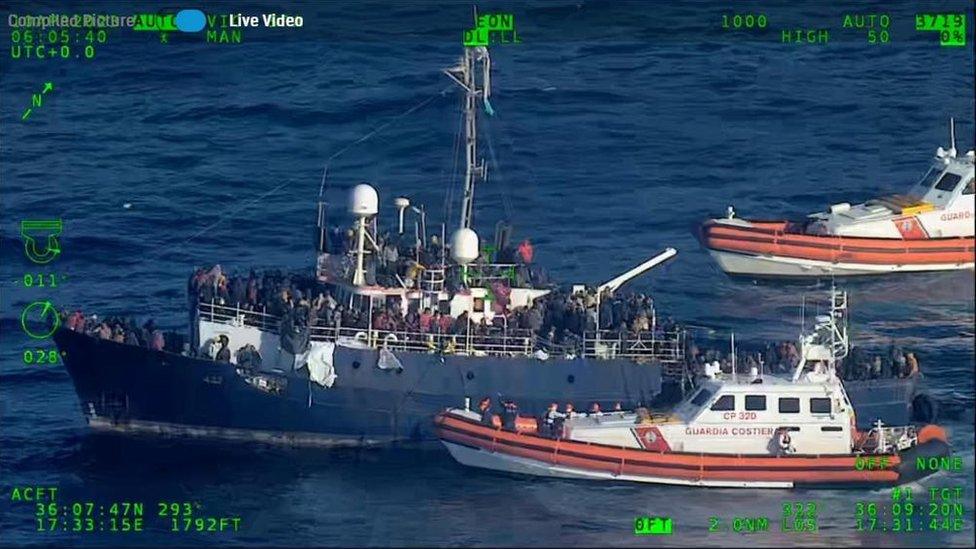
left=570, top=371, right=858, bottom=455
left=805, top=129, right=975, bottom=239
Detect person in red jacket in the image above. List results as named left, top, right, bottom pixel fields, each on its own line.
left=517, top=239, right=533, bottom=263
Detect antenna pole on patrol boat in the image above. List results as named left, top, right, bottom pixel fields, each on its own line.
left=731, top=332, right=737, bottom=383
left=800, top=295, right=806, bottom=338
left=949, top=117, right=957, bottom=157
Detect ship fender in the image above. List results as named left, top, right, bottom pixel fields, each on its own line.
left=911, top=393, right=938, bottom=424
left=307, top=342, right=338, bottom=387
left=377, top=347, right=404, bottom=371
left=894, top=425, right=951, bottom=484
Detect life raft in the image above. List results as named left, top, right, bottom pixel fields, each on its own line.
left=434, top=411, right=951, bottom=488
left=699, top=220, right=975, bottom=266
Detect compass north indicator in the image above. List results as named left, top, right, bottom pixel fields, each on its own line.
left=20, top=301, right=61, bottom=339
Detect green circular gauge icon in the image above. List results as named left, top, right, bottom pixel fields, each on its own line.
left=21, top=301, right=61, bottom=339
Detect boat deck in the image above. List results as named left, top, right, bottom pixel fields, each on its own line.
left=197, top=302, right=686, bottom=373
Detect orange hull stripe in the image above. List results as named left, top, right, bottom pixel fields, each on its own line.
left=702, top=222, right=975, bottom=264
left=436, top=415, right=900, bottom=482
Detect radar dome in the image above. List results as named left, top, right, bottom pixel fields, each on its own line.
left=349, top=183, right=379, bottom=217
left=451, top=228, right=480, bottom=265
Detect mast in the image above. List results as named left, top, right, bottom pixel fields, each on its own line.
left=792, top=285, right=849, bottom=381
left=444, top=42, right=492, bottom=230
left=829, top=284, right=849, bottom=362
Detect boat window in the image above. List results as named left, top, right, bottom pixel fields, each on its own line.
left=917, top=166, right=942, bottom=188
left=964, top=178, right=974, bottom=195
left=691, top=388, right=714, bottom=406
left=821, top=426, right=843, bottom=432
left=710, top=395, right=735, bottom=411
left=778, top=397, right=800, bottom=414
left=810, top=397, right=832, bottom=414
left=473, top=297, right=485, bottom=312
left=745, top=395, right=766, bottom=411
left=934, top=173, right=962, bottom=192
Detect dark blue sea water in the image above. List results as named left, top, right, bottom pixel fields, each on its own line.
left=1, top=1, right=973, bottom=546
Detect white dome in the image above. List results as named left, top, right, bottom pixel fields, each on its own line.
left=829, top=202, right=851, bottom=214
left=349, top=184, right=378, bottom=216
left=394, top=197, right=410, bottom=209
left=451, top=228, right=480, bottom=265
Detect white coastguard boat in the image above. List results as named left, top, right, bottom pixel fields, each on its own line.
left=700, top=119, right=975, bottom=277
left=435, top=289, right=951, bottom=488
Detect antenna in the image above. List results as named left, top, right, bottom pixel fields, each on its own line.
left=394, top=197, right=410, bottom=234
left=731, top=332, right=737, bottom=383
left=949, top=117, right=957, bottom=158
left=800, top=295, right=806, bottom=338
left=759, top=346, right=763, bottom=379
left=444, top=35, right=491, bottom=231
left=349, top=184, right=379, bottom=286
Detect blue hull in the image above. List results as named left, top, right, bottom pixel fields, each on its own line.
left=53, top=329, right=920, bottom=444
left=54, top=328, right=663, bottom=444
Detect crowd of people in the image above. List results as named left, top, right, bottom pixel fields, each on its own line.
left=70, top=256, right=915, bottom=385
left=840, top=345, right=920, bottom=381
left=347, top=229, right=540, bottom=291
left=685, top=339, right=920, bottom=381
left=514, top=287, right=678, bottom=346
left=476, top=396, right=625, bottom=438
left=187, top=262, right=680, bottom=356
left=62, top=308, right=266, bottom=369
left=322, top=228, right=675, bottom=346
left=63, top=310, right=174, bottom=352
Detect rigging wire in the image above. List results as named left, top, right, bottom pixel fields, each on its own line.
left=317, top=84, right=453, bottom=186
left=481, top=97, right=547, bottom=229
left=317, top=164, right=328, bottom=199
left=481, top=114, right=515, bottom=222
left=147, top=85, right=453, bottom=259
left=443, top=106, right=464, bottom=231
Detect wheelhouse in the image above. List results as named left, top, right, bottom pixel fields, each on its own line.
left=670, top=377, right=854, bottom=455
left=909, top=158, right=976, bottom=209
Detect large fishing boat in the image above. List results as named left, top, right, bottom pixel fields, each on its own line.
left=53, top=47, right=924, bottom=446
left=53, top=46, right=686, bottom=446
left=699, top=120, right=975, bottom=277
left=436, top=290, right=951, bottom=488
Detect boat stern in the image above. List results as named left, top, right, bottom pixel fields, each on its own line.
left=894, top=424, right=953, bottom=485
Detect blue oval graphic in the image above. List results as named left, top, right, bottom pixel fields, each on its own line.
left=175, top=9, right=206, bottom=32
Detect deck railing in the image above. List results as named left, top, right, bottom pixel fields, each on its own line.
left=196, top=301, right=684, bottom=366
